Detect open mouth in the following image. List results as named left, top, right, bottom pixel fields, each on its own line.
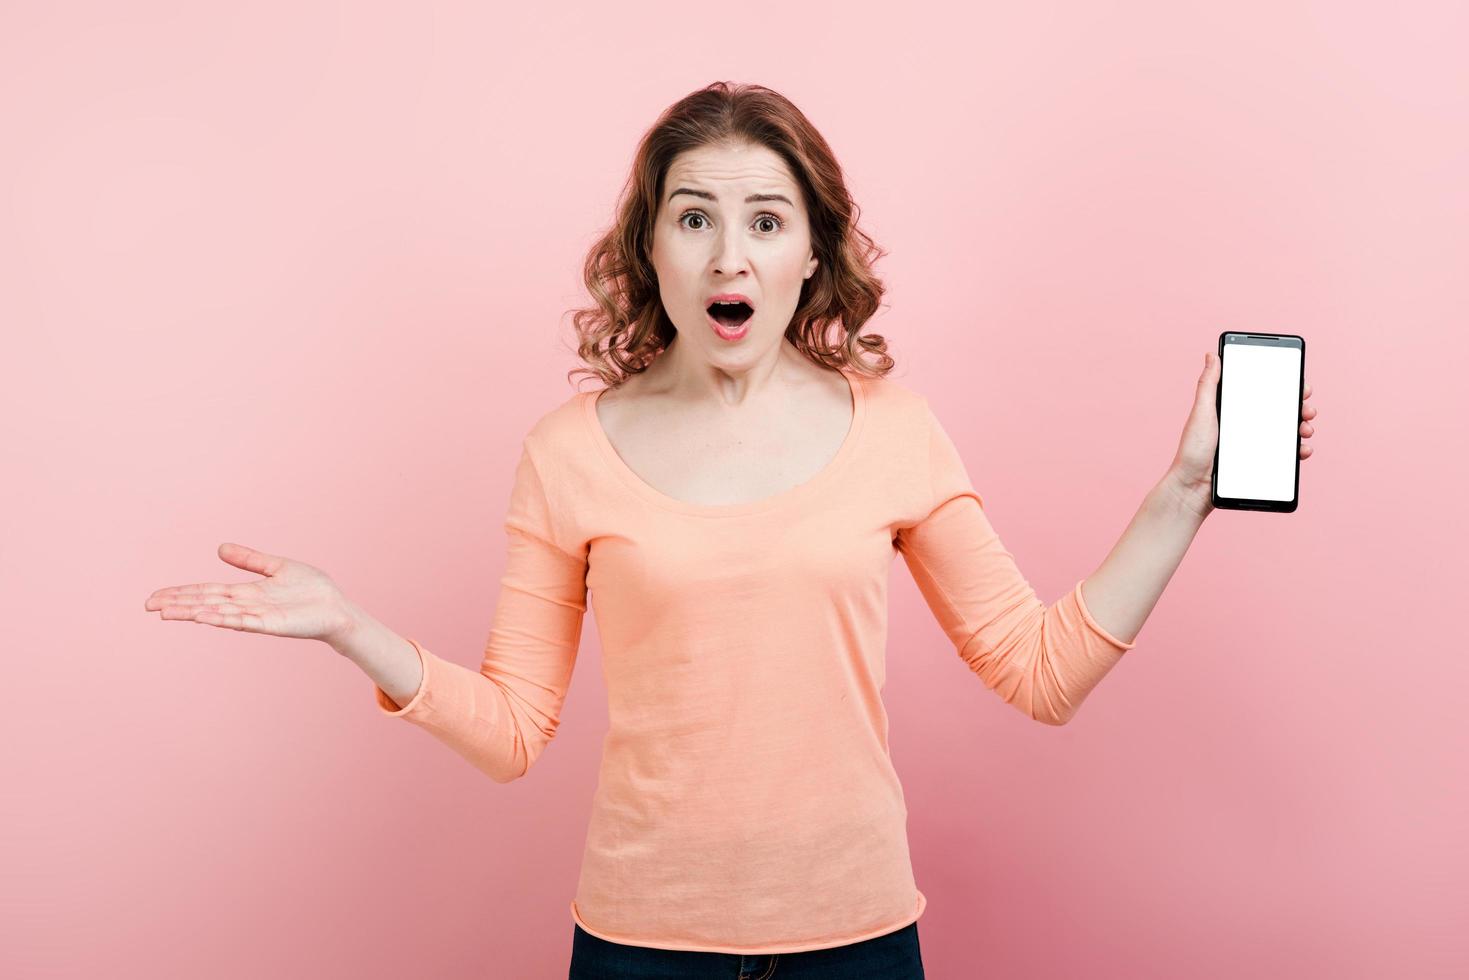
left=706, top=300, right=754, bottom=328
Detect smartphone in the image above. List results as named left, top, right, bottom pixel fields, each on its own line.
left=1211, top=331, right=1306, bottom=513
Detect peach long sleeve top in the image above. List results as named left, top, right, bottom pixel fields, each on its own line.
left=372, top=367, right=1136, bottom=955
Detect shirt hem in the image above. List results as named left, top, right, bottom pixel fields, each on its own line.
left=568, top=888, right=927, bottom=955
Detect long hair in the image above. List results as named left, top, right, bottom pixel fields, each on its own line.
left=562, top=82, right=895, bottom=390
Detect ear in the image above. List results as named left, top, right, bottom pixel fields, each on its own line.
left=805, top=254, right=818, bottom=279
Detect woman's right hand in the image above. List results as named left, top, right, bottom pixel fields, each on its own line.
left=144, top=542, right=359, bottom=644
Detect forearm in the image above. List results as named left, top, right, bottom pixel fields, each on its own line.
left=1080, top=471, right=1208, bottom=646
left=326, top=602, right=423, bottom=709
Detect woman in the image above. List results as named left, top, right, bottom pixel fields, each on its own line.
left=145, top=82, right=1317, bottom=978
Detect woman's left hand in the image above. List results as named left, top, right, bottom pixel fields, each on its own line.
left=1164, top=351, right=1317, bottom=518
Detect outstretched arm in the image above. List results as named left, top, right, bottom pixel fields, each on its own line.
left=1086, top=352, right=1318, bottom=643
left=357, top=439, right=589, bottom=784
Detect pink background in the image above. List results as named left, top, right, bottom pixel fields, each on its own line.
left=4, top=2, right=1465, bottom=977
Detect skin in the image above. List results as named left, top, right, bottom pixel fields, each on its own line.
left=643, top=139, right=821, bottom=409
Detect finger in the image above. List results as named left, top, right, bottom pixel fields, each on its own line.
left=192, top=602, right=263, bottom=631
left=1302, top=404, right=1317, bottom=420
left=145, top=583, right=235, bottom=610
left=1300, top=443, right=1313, bottom=456
left=153, top=593, right=238, bottom=615
left=217, top=543, right=284, bottom=577
left=192, top=609, right=265, bottom=631
left=1304, top=383, right=1311, bottom=398
left=162, top=602, right=262, bottom=631
left=1196, top=353, right=1218, bottom=404
left=157, top=596, right=243, bottom=617
left=1301, top=421, right=1314, bottom=436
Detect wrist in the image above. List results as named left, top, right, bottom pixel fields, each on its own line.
left=1160, top=468, right=1214, bottom=521
left=323, top=599, right=370, bottom=656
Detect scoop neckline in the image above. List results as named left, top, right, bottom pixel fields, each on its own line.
left=581, top=367, right=868, bottom=518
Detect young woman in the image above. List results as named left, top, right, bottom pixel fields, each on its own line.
left=145, top=82, right=1317, bottom=979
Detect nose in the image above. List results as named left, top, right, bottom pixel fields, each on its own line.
left=711, top=223, right=750, bottom=276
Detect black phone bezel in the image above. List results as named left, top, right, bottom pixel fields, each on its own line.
left=1210, top=331, right=1306, bottom=513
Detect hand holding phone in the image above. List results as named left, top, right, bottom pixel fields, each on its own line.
left=1211, top=332, right=1308, bottom=512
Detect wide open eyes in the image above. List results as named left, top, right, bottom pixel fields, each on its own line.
left=678, top=209, right=785, bottom=234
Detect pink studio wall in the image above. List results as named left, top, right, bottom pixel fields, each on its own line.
left=4, top=2, right=1465, bottom=978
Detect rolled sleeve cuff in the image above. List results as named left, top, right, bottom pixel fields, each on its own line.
left=1071, top=579, right=1137, bottom=651
left=373, top=636, right=434, bottom=716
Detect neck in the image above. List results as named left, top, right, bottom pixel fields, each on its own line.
left=656, top=335, right=803, bottom=407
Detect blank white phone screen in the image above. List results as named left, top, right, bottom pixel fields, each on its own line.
left=1217, top=342, right=1301, bottom=502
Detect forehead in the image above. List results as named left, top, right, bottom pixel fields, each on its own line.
left=664, top=142, right=798, bottom=195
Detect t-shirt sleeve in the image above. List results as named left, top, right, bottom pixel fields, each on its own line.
left=370, top=436, right=588, bottom=781
left=895, top=398, right=1135, bottom=725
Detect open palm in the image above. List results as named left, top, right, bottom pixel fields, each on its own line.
left=144, top=542, right=356, bottom=642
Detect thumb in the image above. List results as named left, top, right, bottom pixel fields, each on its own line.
left=1196, top=352, right=1217, bottom=401
left=217, top=542, right=283, bottom=577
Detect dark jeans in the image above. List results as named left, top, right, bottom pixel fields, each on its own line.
left=568, top=919, right=925, bottom=979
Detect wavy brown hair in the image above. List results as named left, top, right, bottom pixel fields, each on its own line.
left=562, top=81, right=895, bottom=390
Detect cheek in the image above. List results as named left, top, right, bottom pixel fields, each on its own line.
left=777, top=258, right=811, bottom=292
left=650, top=246, right=696, bottom=295
left=654, top=236, right=699, bottom=270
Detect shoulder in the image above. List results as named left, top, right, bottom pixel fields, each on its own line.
left=517, top=384, right=598, bottom=465
left=851, top=368, right=931, bottom=426
left=854, top=368, right=922, bottom=400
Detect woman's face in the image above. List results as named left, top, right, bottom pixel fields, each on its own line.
left=650, top=141, right=818, bottom=364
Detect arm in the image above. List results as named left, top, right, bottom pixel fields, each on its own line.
left=328, top=604, right=424, bottom=709
left=897, top=400, right=1138, bottom=726
left=1084, top=350, right=1320, bottom=645
left=898, top=494, right=1136, bottom=726
left=348, top=441, right=589, bottom=783
left=1078, top=473, right=1207, bottom=648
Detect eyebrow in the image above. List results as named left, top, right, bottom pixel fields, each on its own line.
left=667, top=187, right=795, bottom=207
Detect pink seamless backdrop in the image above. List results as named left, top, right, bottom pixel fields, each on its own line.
left=4, top=2, right=1466, bottom=977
